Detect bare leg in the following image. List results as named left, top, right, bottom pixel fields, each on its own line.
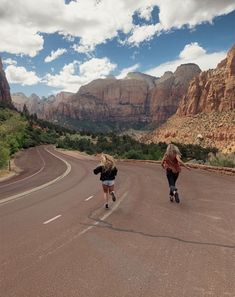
left=102, top=184, right=109, bottom=208
left=109, top=185, right=116, bottom=201
left=103, top=191, right=108, bottom=204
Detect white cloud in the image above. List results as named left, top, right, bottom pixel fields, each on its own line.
left=125, top=0, right=235, bottom=46
left=127, top=23, right=162, bottom=46
left=0, top=22, right=44, bottom=57
left=44, top=48, right=67, bottom=63
left=179, top=42, right=206, bottom=59
left=145, top=42, right=227, bottom=77
left=72, top=43, right=96, bottom=54
left=1, top=0, right=233, bottom=56
left=116, top=64, right=140, bottom=79
left=5, top=65, right=41, bottom=85
left=44, top=57, right=117, bottom=92
left=156, top=0, right=235, bottom=30
left=62, top=35, right=75, bottom=42
left=79, top=57, right=116, bottom=78
left=138, top=5, right=155, bottom=21
left=3, top=58, right=17, bottom=65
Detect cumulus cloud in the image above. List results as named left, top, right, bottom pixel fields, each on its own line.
left=116, top=64, right=140, bottom=79
left=44, top=57, right=117, bottom=92
left=127, top=23, right=162, bottom=46
left=0, top=22, right=44, bottom=57
left=156, top=0, right=235, bottom=30
left=125, top=0, right=235, bottom=46
left=44, top=48, right=67, bottom=63
left=179, top=42, right=206, bottom=59
left=3, top=58, right=17, bottom=65
left=1, top=0, right=234, bottom=55
left=137, top=5, right=155, bottom=21
left=62, top=35, right=75, bottom=42
left=5, top=65, right=41, bottom=85
left=72, top=44, right=96, bottom=55
left=145, top=42, right=227, bottom=77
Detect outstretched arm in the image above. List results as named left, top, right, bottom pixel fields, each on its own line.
left=176, top=155, right=191, bottom=170
left=93, top=166, right=102, bottom=175
left=161, top=155, right=166, bottom=168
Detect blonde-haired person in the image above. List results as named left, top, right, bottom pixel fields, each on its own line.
left=161, top=143, right=190, bottom=203
left=93, top=153, right=118, bottom=209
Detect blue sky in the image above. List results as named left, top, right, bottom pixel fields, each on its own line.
left=0, top=0, right=234, bottom=97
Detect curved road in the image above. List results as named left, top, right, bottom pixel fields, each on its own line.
left=0, top=146, right=234, bottom=297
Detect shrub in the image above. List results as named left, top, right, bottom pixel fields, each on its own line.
left=208, top=152, right=235, bottom=168
left=0, top=143, right=10, bottom=169
left=124, top=150, right=145, bottom=159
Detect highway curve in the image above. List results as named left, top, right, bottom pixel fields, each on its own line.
left=0, top=146, right=234, bottom=297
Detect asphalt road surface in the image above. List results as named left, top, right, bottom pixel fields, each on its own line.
left=0, top=146, right=234, bottom=297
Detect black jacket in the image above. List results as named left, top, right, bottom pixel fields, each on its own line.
left=93, top=166, right=118, bottom=181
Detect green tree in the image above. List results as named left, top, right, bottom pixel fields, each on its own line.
left=0, top=142, right=10, bottom=169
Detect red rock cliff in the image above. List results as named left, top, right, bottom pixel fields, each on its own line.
left=178, top=45, right=235, bottom=115
left=144, top=44, right=235, bottom=152
left=0, top=57, right=12, bottom=107
left=54, top=66, right=200, bottom=125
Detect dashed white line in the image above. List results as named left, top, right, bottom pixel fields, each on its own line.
left=43, top=215, right=61, bottom=225
left=85, top=195, right=94, bottom=201
left=39, top=191, right=128, bottom=258
left=78, top=192, right=128, bottom=236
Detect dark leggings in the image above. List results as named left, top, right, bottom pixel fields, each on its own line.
left=166, top=169, right=179, bottom=195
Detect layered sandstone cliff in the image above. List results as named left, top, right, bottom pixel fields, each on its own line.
left=149, top=64, right=201, bottom=122
left=0, top=57, right=12, bottom=107
left=178, top=45, right=235, bottom=115
left=56, top=77, right=151, bottom=123
left=12, top=92, right=73, bottom=119
left=11, top=64, right=200, bottom=129
left=53, top=65, right=200, bottom=126
left=144, top=112, right=235, bottom=153
left=145, top=44, right=235, bottom=152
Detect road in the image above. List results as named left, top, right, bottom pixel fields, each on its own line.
left=0, top=146, right=234, bottom=297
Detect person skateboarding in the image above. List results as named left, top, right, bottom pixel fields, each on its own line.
left=93, top=153, right=118, bottom=209
left=161, top=143, right=190, bottom=203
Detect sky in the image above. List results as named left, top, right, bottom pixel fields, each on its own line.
left=0, top=0, right=235, bottom=97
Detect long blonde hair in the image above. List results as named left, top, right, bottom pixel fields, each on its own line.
left=100, top=153, right=115, bottom=170
left=165, top=144, right=181, bottom=159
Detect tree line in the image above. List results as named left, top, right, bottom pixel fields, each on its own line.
left=2, top=105, right=232, bottom=171
left=57, top=132, right=218, bottom=162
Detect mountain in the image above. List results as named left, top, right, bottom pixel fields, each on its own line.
left=48, top=64, right=200, bottom=130
left=178, top=45, right=235, bottom=115
left=11, top=65, right=200, bottom=131
left=149, top=64, right=201, bottom=122
left=0, top=57, right=13, bottom=107
left=12, top=91, right=73, bottom=119
left=143, top=44, right=235, bottom=152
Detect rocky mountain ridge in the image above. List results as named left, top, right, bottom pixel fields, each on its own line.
left=0, top=57, right=12, bottom=107
left=12, top=91, right=73, bottom=119
left=145, top=44, right=235, bottom=152
left=13, top=63, right=201, bottom=129
left=178, top=45, right=235, bottom=115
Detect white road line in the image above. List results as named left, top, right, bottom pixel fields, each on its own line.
left=43, top=215, right=61, bottom=225
left=78, top=192, right=128, bottom=236
left=0, top=147, right=71, bottom=206
left=0, top=147, right=46, bottom=188
left=40, top=191, right=128, bottom=258
left=85, top=195, right=94, bottom=201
